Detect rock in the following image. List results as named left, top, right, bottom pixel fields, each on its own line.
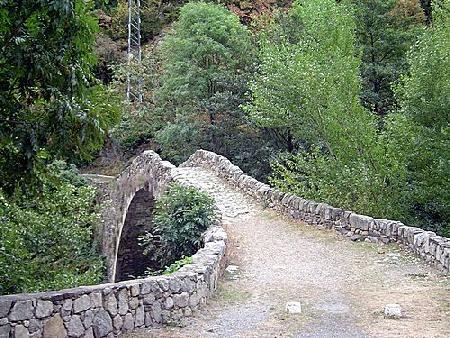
left=29, top=330, right=42, bottom=338
left=135, top=306, right=144, bottom=328
left=14, top=324, right=28, bottom=338
left=173, top=292, right=189, bottom=308
left=350, top=234, right=362, bottom=242
left=0, top=324, right=11, bottom=338
left=83, top=327, right=94, bottom=338
left=143, top=294, right=155, bottom=305
left=92, top=310, right=112, bottom=338
left=130, top=285, right=140, bottom=297
left=36, top=300, right=53, bottom=319
left=158, top=279, right=169, bottom=292
left=144, top=312, right=152, bottom=327
left=112, top=315, right=122, bottom=331
left=189, top=292, right=200, bottom=308
left=28, top=319, right=41, bottom=333
left=66, top=316, right=84, bottom=338
left=43, top=314, right=66, bottom=338
left=349, top=214, right=374, bottom=231
left=225, top=265, right=239, bottom=274
left=117, top=289, right=128, bottom=315
left=285, top=302, right=302, bottom=314
left=164, top=297, right=173, bottom=310
left=62, top=299, right=72, bottom=312
left=151, top=302, right=162, bottom=323
left=90, top=293, right=102, bottom=309
left=0, top=301, right=12, bottom=317
left=384, top=304, right=402, bottom=319
left=73, top=295, right=91, bottom=314
left=169, top=279, right=181, bottom=293
left=83, top=310, right=93, bottom=329
left=105, top=294, right=118, bottom=316
left=9, top=301, right=34, bottom=321
left=122, top=313, right=134, bottom=332
left=129, top=297, right=139, bottom=310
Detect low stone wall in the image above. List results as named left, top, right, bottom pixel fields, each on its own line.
left=0, top=225, right=227, bottom=338
left=182, top=149, right=450, bottom=274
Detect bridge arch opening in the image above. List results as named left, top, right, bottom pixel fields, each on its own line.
left=115, top=187, right=155, bottom=282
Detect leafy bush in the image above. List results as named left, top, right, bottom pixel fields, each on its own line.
left=163, top=256, right=193, bottom=275
left=0, top=162, right=105, bottom=295
left=139, top=183, right=217, bottom=273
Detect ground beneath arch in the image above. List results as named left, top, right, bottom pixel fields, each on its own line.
left=124, top=167, right=450, bottom=338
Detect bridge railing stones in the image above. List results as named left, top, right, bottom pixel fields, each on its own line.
left=182, top=149, right=450, bottom=274
left=0, top=151, right=229, bottom=338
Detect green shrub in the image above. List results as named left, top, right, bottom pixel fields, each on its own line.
left=0, top=162, right=105, bottom=295
left=139, top=183, right=217, bottom=273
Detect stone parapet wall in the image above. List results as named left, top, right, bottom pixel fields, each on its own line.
left=182, top=149, right=450, bottom=273
left=0, top=226, right=227, bottom=338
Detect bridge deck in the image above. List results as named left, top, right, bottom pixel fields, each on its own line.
left=126, top=166, right=450, bottom=338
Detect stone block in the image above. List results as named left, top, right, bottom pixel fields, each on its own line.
left=285, top=302, right=302, bottom=314
left=349, top=214, right=374, bottom=231
left=14, top=324, right=28, bottom=338
left=43, top=314, right=66, bottom=338
left=90, top=293, right=102, bottom=309
left=9, top=301, right=34, bottom=321
left=0, top=300, right=12, bottom=318
left=173, top=293, right=189, bottom=308
left=122, top=313, right=134, bottom=332
left=36, top=301, right=53, bottom=319
left=92, top=310, right=112, bottom=338
left=66, top=315, right=84, bottom=338
left=73, top=295, right=91, bottom=314
left=384, top=304, right=402, bottom=319
left=105, top=294, right=117, bottom=317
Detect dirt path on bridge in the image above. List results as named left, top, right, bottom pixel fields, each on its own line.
left=124, top=168, right=450, bottom=338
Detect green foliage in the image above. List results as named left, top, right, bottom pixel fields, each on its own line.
left=139, top=183, right=217, bottom=273
left=110, top=51, right=163, bottom=148
left=352, top=0, right=425, bottom=116
left=0, top=0, right=121, bottom=193
left=268, top=0, right=449, bottom=236
left=393, top=2, right=450, bottom=234
left=163, top=255, right=193, bottom=275
left=0, top=162, right=105, bottom=295
left=247, top=0, right=377, bottom=160
left=156, top=1, right=257, bottom=163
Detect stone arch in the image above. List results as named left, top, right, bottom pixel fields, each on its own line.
left=115, top=187, right=155, bottom=282
left=98, top=151, right=175, bottom=282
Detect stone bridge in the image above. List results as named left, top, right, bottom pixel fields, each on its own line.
left=0, top=150, right=449, bottom=338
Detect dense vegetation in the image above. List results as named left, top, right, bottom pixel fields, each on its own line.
left=139, top=183, right=217, bottom=275
left=0, top=162, right=104, bottom=295
left=0, top=0, right=117, bottom=294
left=0, top=0, right=448, bottom=294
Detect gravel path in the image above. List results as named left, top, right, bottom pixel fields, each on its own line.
left=125, top=167, right=450, bottom=338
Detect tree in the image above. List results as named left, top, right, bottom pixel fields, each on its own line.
left=0, top=0, right=120, bottom=193
left=394, top=1, right=450, bottom=233
left=352, top=0, right=424, bottom=117
left=246, top=0, right=377, bottom=161
left=156, top=1, right=272, bottom=175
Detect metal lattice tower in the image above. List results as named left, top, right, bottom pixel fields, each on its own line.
left=127, top=0, right=143, bottom=102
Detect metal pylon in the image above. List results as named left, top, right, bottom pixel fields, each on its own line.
left=127, top=0, right=143, bottom=102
